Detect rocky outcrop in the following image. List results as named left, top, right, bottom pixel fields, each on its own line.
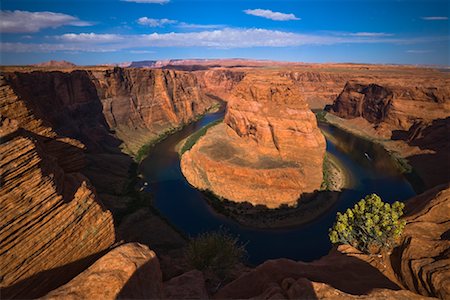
left=43, top=243, right=163, bottom=299
left=0, top=68, right=210, bottom=297
left=327, top=80, right=450, bottom=188
left=279, top=70, right=350, bottom=109
left=215, top=245, right=428, bottom=299
left=91, top=68, right=214, bottom=154
left=391, top=185, right=450, bottom=299
left=163, top=270, right=209, bottom=299
left=330, top=80, right=450, bottom=134
left=0, top=76, right=116, bottom=298
left=196, top=69, right=246, bottom=100
left=181, top=74, right=326, bottom=208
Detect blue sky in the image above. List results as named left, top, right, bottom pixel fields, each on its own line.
left=0, top=0, right=448, bottom=65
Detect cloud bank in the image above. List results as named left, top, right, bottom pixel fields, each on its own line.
left=0, top=10, right=92, bottom=33
left=1, top=28, right=447, bottom=53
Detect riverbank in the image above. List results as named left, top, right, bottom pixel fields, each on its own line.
left=134, top=102, right=221, bottom=162
left=322, top=153, right=350, bottom=191
left=175, top=113, right=349, bottom=229
left=175, top=118, right=223, bottom=155
left=196, top=151, right=348, bottom=229
left=322, top=112, right=425, bottom=192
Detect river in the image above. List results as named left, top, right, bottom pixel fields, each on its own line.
left=139, top=108, right=416, bottom=265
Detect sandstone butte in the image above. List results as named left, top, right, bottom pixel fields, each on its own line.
left=181, top=73, right=326, bottom=208
left=0, top=62, right=449, bottom=299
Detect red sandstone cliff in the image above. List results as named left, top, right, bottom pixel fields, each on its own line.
left=91, top=67, right=214, bottom=154
left=328, top=80, right=450, bottom=188
left=0, top=76, right=115, bottom=298
left=0, top=68, right=213, bottom=297
left=330, top=80, right=450, bottom=133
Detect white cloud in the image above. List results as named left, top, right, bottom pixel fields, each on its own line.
left=137, top=17, right=176, bottom=27
left=56, top=33, right=124, bottom=42
left=122, top=0, right=169, bottom=4
left=349, top=32, right=394, bottom=37
left=129, top=50, right=156, bottom=54
left=177, top=22, right=224, bottom=29
left=2, top=28, right=448, bottom=53
left=0, top=10, right=92, bottom=33
left=421, top=16, right=448, bottom=20
left=406, top=49, right=434, bottom=54
left=243, top=9, right=300, bottom=21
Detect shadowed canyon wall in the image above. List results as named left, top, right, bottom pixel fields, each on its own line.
left=0, top=68, right=215, bottom=297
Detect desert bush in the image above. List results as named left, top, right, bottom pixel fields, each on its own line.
left=329, top=194, right=406, bottom=254
left=186, top=229, right=246, bottom=279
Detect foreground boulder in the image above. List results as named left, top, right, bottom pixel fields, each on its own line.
left=43, top=243, right=163, bottom=299
left=181, top=74, right=326, bottom=208
left=215, top=245, right=428, bottom=299
left=392, top=184, right=450, bottom=299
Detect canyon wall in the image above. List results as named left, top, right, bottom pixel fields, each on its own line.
left=328, top=79, right=450, bottom=188
left=91, top=68, right=214, bottom=154
left=181, top=73, right=326, bottom=208
left=0, top=75, right=115, bottom=298
left=0, top=68, right=214, bottom=297
left=330, top=80, right=450, bottom=134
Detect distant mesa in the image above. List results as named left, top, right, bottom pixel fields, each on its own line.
left=33, top=60, right=77, bottom=68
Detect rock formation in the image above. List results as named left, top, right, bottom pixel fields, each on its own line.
left=0, top=76, right=115, bottom=298
left=31, top=186, right=449, bottom=300
left=43, top=243, right=163, bottom=299
left=181, top=73, right=326, bottom=208
left=91, top=67, right=214, bottom=154
left=215, top=245, right=429, bottom=299
left=327, top=80, right=450, bottom=188
left=0, top=68, right=213, bottom=297
left=1, top=63, right=449, bottom=299
left=330, top=80, right=450, bottom=134
left=392, top=184, right=450, bottom=299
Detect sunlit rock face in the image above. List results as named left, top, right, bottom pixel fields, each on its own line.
left=181, top=73, right=326, bottom=208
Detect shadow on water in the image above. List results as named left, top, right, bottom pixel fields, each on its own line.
left=139, top=111, right=416, bottom=266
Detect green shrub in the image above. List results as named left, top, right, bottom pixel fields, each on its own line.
left=186, top=229, right=246, bottom=279
left=329, top=194, right=406, bottom=254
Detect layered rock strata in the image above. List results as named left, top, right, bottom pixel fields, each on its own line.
left=91, top=68, right=214, bottom=154
left=0, top=77, right=115, bottom=298
left=0, top=68, right=212, bottom=297
left=392, top=185, right=450, bottom=299
left=327, top=80, right=450, bottom=188
left=181, top=74, right=326, bottom=208
left=330, top=81, right=450, bottom=134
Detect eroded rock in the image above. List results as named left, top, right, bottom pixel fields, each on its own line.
left=181, top=74, right=326, bottom=208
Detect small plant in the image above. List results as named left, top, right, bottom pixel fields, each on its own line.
left=329, top=194, right=406, bottom=254
left=186, top=228, right=246, bottom=279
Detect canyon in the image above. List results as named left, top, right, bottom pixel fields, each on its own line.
left=0, top=62, right=449, bottom=299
